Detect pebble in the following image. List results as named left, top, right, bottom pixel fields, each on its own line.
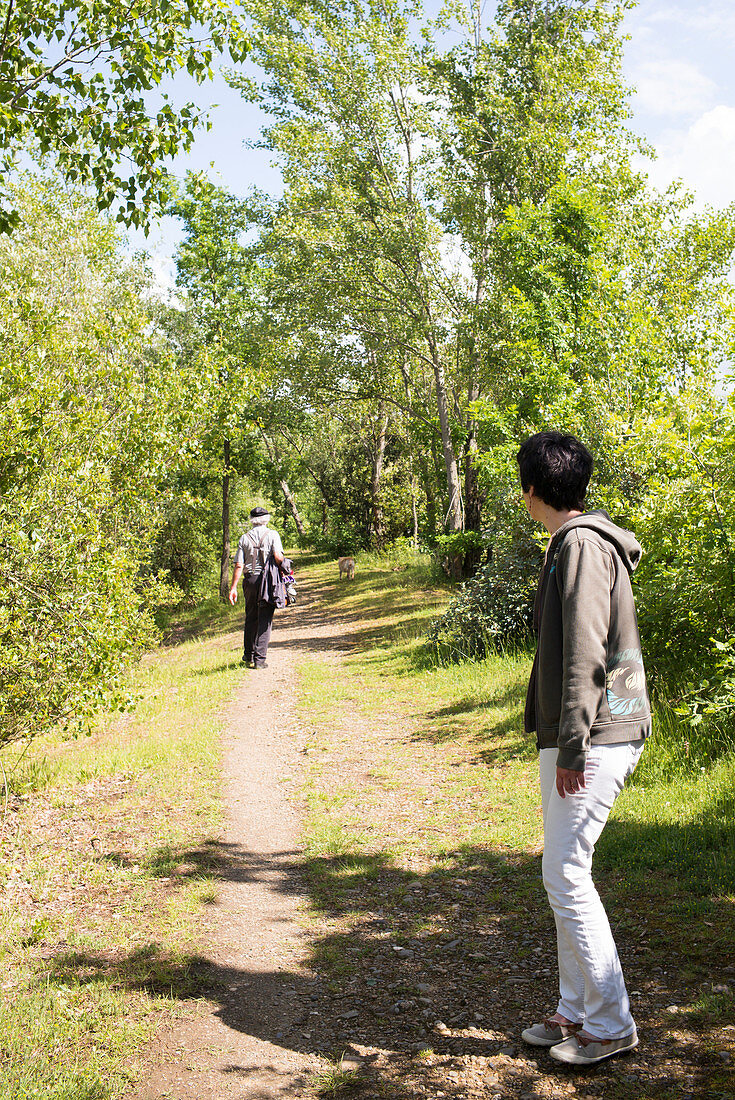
left=499, top=1045, right=516, bottom=1056
left=417, top=983, right=431, bottom=992
left=339, top=1053, right=363, bottom=1072
left=713, top=983, right=731, bottom=994
left=718, top=1050, right=732, bottom=1063
left=666, top=1004, right=679, bottom=1013
left=342, top=1010, right=359, bottom=1019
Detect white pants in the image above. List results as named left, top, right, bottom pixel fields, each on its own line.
left=539, top=741, right=644, bottom=1038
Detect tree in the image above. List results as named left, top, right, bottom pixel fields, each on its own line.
left=0, top=177, right=181, bottom=744
left=236, top=0, right=466, bottom=555
left=0, top=0, right=247, bottom=233
left=168, top=173, right=268, bottom=599
left=428, top=0, right=634, bottom=560
left=236, top=0, right=639, bottom=573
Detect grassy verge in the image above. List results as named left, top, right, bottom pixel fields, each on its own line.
left=294, top=550, right=735, bottom=1097
left=0, top=611, right=245, bottom=1099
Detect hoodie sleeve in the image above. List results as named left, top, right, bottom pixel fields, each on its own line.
left=556, top=534, right=614, bottom=771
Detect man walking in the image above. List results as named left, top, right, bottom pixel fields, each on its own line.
left=229, top=506, right=285, bottom=669
left=517, top=432, right=650, bottom=1066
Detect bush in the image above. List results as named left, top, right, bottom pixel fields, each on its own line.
left=428, top=534, right=542, bottom=660
left=0, top=180, right=175, bottom=744
left=311, top=519, right=366, bottom=559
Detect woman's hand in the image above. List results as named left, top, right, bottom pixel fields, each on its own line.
left=556, top=767, right=585, bottom=798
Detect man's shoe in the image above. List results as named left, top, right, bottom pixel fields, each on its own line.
left=253, top=662, right=268, bottom=669
left=241, top=657, right=253, bottom=667
left=521, top=1018, right=581, bottom=1047
left=549, top=1028, right=638, bottom=1065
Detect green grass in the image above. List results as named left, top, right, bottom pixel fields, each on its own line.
left=295, top=549, right=735, bottom=974
left=3, top=545, right=731, bottom=1096
left=0, top=609, right=247, bottom=1098
left=312, top=1061, right=363, bottom=1097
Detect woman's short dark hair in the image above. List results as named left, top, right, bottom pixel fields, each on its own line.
left=517, top=432, right=593, bottom=511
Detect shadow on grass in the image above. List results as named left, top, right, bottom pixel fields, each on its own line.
left=46, top=831, right=734, bottom=1098
left=598, top=807, right=735, bottom=901
left=156, top=596, right=239, bottom=648
left=273, top=565, right=449, bottom=656
left=189, top=660, right=247, bottom=677
left=153, top=559, right=451, bottom=685
left=409, top=676, right=534, bottom=764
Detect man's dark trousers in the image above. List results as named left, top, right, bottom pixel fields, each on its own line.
left=243, top=578, right=275, bottom=667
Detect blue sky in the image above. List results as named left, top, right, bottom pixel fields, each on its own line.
left=130, top=0, right=735, bottom=281
left=625, top=0, right=735, bottom=209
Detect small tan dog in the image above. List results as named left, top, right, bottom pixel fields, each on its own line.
left=338, top=556, right=355, bottom=580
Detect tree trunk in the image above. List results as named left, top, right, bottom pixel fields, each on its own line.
left=428, top=336, right=463, bottom=579
left=464, top=356, right=484, bottom=574
left=219, top=438, right=231, bottom=602
left=411, top=480, right=419, bottom=548
left=369, top=407, right=389, bottom=548
left=258, top=425, right=307, bottom=539
left=280, top=478, right=307, bottom=538
left=419, top=448, right=437, bottom=538
left=428, top=336, right=462, bottom=533
left=463, top=270, right=488, bottom=574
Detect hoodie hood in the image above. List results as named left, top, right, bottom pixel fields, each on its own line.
left=552, top=509, right=642, bottom=573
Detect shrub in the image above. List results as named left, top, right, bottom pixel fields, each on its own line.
left=428, top=533, right=542, bottom=660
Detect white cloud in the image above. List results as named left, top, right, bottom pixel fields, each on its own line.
left=632, top=59, right=716, bottom=118
left=639, top=105, right=735, bottom=210
left=643, top=2, right=735, bottom=44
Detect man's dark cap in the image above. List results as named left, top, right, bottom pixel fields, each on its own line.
left=250, top=506, right=269, bottom=517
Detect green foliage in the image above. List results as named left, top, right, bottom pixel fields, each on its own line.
left=432, top=531, right=485, bottom=559
left=684, top=638, right=735, bottom=733
left=152, top=481, right=223, bottom=598
left=163, top=173, right=275, bottom=598
left=612, top=386, right=735, bottom=687
left=0, top=0, right=247, bottom=232
left=0, top=179, right=181, bottom=744
left=429, top=529, right=541, bottom=660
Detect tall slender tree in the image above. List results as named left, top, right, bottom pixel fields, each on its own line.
left=168, top=174, right=267, bottom=599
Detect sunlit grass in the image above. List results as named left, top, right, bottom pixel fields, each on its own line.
left=0, top=614, right=245, bottom=1097
left=296, top=549, right=735, bottom=968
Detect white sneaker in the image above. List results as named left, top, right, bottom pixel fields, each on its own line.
left=549, top=1028, right=639, bottom=1065
left=521, top=1018, right=581, bottom=1047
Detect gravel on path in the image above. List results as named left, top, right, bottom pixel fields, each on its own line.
left=125, top=579, right=342, bottom=1099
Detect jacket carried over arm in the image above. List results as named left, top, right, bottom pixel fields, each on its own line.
left=258, top=552, right=287, bottom=609
left=524, top=510, right=651, bottom=772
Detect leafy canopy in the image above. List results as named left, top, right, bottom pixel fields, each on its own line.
left=0, top=0, right=248, bottom=233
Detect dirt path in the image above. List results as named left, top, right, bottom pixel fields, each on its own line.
left=127, top=577, right=347, bottom=1100
left=126, top=566, right=735, bottom=1100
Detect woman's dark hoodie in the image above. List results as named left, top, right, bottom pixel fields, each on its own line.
left=524, top=510, right=651, bottom=772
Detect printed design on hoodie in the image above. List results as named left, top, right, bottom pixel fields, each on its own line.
left=606, top=648, right=647, bottom=717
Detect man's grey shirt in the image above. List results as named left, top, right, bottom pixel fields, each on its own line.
left=235, top=526, right=284, bottom=578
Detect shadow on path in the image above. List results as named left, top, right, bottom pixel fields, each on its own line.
left=43, top=834, right=734, bottom=1098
